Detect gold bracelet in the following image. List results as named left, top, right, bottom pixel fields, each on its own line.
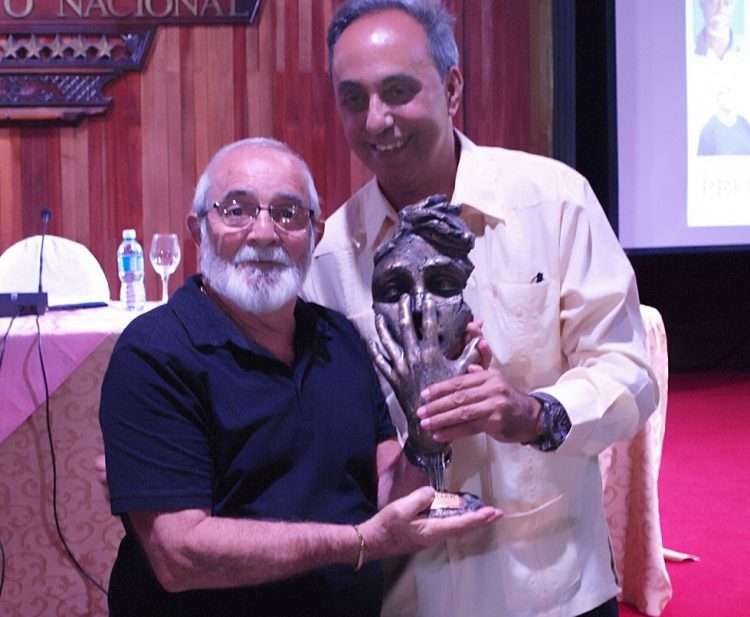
left=352, top=525, right=366, bottom=572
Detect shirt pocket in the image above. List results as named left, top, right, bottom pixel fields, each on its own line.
left=498, top=493, right=582, bottom=612
left=488, top=278, right=553, bottom=338
left=448, top=492, right=582, bottom=613
left=467, top=279, right=558, bottom=387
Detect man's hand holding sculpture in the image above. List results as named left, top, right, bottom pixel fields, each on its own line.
left=371, top=294, right=480, bottom=472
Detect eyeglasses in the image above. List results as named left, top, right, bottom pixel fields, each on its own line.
left=212, top=194, right=312, bottom=231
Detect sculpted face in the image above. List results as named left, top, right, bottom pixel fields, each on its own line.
left=372, top=200, right=474, bottom=360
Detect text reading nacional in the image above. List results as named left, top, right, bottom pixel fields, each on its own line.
left=0, top=0, right=260, bottom=23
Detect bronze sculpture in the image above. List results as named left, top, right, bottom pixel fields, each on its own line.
left=371, top=194, right=483, bottom=516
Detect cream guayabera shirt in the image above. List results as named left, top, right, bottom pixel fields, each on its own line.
left=302, top=132, right=658, bottom=617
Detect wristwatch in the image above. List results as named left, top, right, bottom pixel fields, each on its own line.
left=524, top=392, right=571, bottom=452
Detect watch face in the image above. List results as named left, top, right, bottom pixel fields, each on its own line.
left=530, top=394, right=570, bottom=452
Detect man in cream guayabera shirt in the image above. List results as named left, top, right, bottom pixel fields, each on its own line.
left=302, top=1, right=658, bottom=617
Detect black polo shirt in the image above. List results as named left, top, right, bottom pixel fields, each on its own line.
left=100, top=275, right=395, bottom=617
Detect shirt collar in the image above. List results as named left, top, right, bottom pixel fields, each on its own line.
left=363, top=130, right=505, bottom=229
left=318, top=129, right=507, bottom=256
left=358, top=130, right=508, bottom=249
left=359, top=181, right=399, bottom=252
left=172, top=274, right=329, bottom=358
left=452, top=130, right=507, bottom=223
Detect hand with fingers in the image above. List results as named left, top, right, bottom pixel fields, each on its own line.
left=369, top=293, right=481, bottom=458
left=416, top=361, right=543, bottom=445
left=359, top=486, right=501, bottom=561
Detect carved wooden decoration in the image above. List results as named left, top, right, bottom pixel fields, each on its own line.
left=0, top=0, right=262, bottom=122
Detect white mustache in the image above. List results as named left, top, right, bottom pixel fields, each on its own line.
left=232, top=245, right=291, bottom=266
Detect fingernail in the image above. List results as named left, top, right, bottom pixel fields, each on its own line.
left=420, top=418, right=431, bottom=429
left=416, top=406, right=426, bottom=417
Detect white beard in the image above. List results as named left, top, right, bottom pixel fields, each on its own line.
left=200, top=224, right=313, bottom=314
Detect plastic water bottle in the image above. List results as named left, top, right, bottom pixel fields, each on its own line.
left=117, top=229, right=146, bottom=311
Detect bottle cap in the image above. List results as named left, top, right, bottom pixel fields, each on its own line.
left=122, top=229, right=136, bottom=240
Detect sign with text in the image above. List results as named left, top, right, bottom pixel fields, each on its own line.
left=0, top=0, right=262, bottom=25
left=0, top=0, right=263, bottom=120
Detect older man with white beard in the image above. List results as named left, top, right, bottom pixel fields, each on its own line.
left=98, top=137, right=500, bottom=617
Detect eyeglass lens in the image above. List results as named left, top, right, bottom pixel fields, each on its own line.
left=215, top=194, right=310, bottom=230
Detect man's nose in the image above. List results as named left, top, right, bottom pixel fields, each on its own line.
left=247, top=209, right=279, bottom=245
left=365, top=95, right=394, bottom=134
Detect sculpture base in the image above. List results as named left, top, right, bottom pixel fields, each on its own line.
left=423, top=491, right=484, bottom=518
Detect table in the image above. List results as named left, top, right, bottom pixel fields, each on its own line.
left=0, top=304, right=672, bottom=617
left=0, top=304, right=149, bottom=617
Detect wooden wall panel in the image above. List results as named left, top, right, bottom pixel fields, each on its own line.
left=457, top=0, right=552, bottom=155
left=60, top=124, right=90, bottom=247
left=0, top=0, right=551, bottom=302
left=0, top=129, right=23, bottom=250
left=529, top=0, right=553, bottom=156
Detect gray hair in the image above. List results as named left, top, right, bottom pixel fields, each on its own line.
left=327, top=0, right=459, bottom=79
left=191, top=137, right=321, bottom=220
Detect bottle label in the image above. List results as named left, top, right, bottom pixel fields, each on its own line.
left=119, top=254, right=143, bottom=273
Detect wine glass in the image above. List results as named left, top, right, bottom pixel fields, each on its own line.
left=150, top=233, right=181, bottom=303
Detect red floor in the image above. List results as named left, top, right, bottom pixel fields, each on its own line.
left=621, top=372, right=750, bottom=616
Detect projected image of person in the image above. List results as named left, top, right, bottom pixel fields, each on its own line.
left=697, top=83, right=750, bottom=155
left=695, top=0, right=745, bottom=60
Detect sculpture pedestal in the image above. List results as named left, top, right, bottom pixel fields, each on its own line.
left=424, top=491, right=484, bottom=518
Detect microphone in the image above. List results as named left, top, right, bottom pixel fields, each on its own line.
left=38, top=208, right=52, bottom=294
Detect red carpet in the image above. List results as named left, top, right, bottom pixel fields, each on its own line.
left=620, top=372, right=750, bottom=616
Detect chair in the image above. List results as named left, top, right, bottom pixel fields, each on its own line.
left=0, top=235, right=110, bottom=307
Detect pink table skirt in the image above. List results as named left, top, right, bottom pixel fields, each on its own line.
left=0, top=304, right=151, bottom=443
left=0, top=335, right=124, bottom=617
left=0, top=305, right=151, bottom=617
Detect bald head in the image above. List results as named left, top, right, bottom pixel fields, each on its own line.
left=191, top=138, right=321, bottom=221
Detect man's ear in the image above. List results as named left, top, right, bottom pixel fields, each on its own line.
left=445, top=66, right=464, bottom=117
left=187, top=213, right=202, bottom=246
left=313, top=217, right=325, bottom=247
